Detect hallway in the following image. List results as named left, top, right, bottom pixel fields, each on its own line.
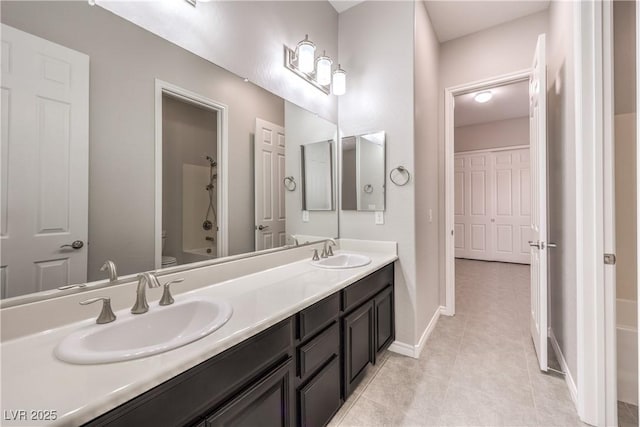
left=331, top=259, right=586, bottom=426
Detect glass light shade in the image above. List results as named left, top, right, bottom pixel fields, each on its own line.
left=297, top=35, right=316, bottom=74
left=474, top=91, right=492, bottom=103
left=316, top=54, right=333, bottom=86
left=332, top=66, right=346, bottom=96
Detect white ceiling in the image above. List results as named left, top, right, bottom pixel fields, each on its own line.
left=424, top=1, right=549, bottom=42
left=454, top=80, right=529, bottom=127
left=328, top=0, right=365, bottom=14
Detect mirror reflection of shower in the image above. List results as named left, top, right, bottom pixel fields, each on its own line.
left=203, top=154, right=218, bottom=252
left=161, top=94, right=219, bottom=266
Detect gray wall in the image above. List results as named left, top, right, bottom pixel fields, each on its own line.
left=162, top=96, right=217, bottom=265
left=99, top=0, right=338, bottom=123
left=414, top=0, right=442, bottom=343
left=455, top=117, right=529, bottom=153
left=338, top=1, right=417, bottom=346
left=614, top=0, right=637, bottom=302
left=547, top=0, right=578, bottom=382
left=1, top=1, right=284, bottom=280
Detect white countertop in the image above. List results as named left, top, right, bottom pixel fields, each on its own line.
left=0, top=249, right=397, bottom=427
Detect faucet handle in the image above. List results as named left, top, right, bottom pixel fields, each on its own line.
left=327, top=245, right=334, bottom=257
left=159, top=278, right=184, bottom=306
left=100, top=260, right=118, bottom=282
left=80, top=297, right=116, bottom=324
left=312, top=249, right=320, bottom=261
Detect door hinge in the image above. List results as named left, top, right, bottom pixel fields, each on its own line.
left=604, top=253, right=616, bottom=265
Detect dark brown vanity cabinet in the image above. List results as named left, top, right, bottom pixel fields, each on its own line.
left=341, top=263, right=395, bottom=399
left=85, top=262, right=394, bottom=427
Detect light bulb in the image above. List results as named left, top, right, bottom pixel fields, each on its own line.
left=297, top=35, right=316, bottom=74
left=332, top=66, right=346, bottom=96
left=316, top=52, right=333, bottom=86
left=474, top=91, right=492, bottom=103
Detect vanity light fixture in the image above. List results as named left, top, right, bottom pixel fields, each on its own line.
left=474, top=91, right=493, bottom=103
left=316, top=52, right=333, bottom=86
left=284, top=36, right=346, bottom=96
left=332, top=65, right=346, bottom=96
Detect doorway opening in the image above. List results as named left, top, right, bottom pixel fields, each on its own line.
left=154, top=80, right=229, bottom=270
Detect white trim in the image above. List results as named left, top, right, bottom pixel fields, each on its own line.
left=636, top=0, right=640, bottom=414
left=454, top=144, right=529, bottom=155
left=550, top=328, right=578, bottom=406
left=574, top=2, right=606, bottom=425
left=443, top=69, right=531, bottom=317
left=601, top=2, right=617, bottom=426
left=154, top=79, right=229, bottom=270
left=388, top=305, right=442, bottom=358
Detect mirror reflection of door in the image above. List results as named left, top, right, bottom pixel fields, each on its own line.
left=1, top=24, right=89, bottom=298
left=341, top=131, right=386, bottom=212
left=254, top=118, right=286, bottom=251
left=301, top=141, right=333, bottom=211
left=161, top=94, right=219, bottom=268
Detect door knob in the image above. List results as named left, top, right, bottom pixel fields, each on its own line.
left=547, top=242, right=557, bottom=248
left=257, top=225, right=269, bottom=231
left=60, top=240, right=84, bottom=250
left=528, top=240, right=542, bottom=249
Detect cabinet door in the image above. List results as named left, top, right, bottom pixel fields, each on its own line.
left=374, top=286, right=394, bottom=354
left=342, top=301, right=374, bottom=398
left=298, top=356, right=341, bottom=427
left=207, top=359, right=293, bottom=427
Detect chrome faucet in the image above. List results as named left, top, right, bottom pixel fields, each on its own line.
left=131, top=272, right=161, bottom=314
left=100, top=260, right=118, bottom=282
left=290, top=235, right=300, bottom=246
left=321, top=239, right=337, bottom=258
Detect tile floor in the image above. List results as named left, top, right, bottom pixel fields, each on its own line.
left=329, top=259, right=588, bottom=427
left=619, top=401, right=639, bottom=427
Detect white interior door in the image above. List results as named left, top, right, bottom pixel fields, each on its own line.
left=492, top=148, right=531, bottom=264
left=529, top=34, right=548, bottom=371
left=254, top=118, right=286, bottom=251
left=1, top=25, right=89, bottom=299
left=454, top=152, right=493, bottom=260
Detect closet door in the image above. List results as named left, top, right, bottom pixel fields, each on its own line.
left=454, top=153, right=494, bottom=261
left=492, top=149, right=531, bottom=264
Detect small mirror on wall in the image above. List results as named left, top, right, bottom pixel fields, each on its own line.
left=301, top=140, right=334, bottom=211
left=341, top=131, right=386, bottom=211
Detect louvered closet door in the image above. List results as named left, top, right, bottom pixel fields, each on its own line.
left=454, top=148, right=531, bottom=264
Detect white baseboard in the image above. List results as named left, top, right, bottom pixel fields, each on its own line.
left=388, top=306, right=443, bottom=359
left=549, top=328, right=578, bottom=406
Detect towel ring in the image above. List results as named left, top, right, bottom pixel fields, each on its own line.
left=283, top=176, right=296, bottom=191
left=389, top=166, right=411, bottom=186
left=363, top=184, right=373, bottom=194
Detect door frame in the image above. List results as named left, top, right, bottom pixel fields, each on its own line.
left=443, top=69, right=532, bottom=316
left=154, top=79, right=229, bottom=269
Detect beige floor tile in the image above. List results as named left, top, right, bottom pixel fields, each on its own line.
left=339, top=396, right=425, bottom=427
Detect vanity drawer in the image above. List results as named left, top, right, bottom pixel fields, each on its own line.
left=297, top=293, right=340, bottom=341
left=297, top=322, right=339, bottom=380
left=342, top=263, right=393, bottom=313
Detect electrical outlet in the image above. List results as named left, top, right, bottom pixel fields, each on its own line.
left=375, top=211, right=384, bottom=225
left=302, top=210, right=309, bottom=222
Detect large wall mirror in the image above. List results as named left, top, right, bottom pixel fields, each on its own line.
left=341, top=131, right=386, bottom=211
left=0, top=1, right=338, bottom=303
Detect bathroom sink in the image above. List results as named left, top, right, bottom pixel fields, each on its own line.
left=311, top=253, right=372, bottom=269
left=55, top=297, right=233, bottom=364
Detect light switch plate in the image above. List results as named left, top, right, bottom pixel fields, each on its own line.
left=302, top=210, right=309, bottom=222
left=375, top=211, right=384, bottom=225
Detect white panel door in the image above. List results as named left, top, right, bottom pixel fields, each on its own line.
left=254, top=118, right=286, bottom=251
left=454, top=153, right=494, bottom=260
left=1, top=25, right=89, bottom=299
left=455, top=147, right=531, bottom=264
left=492, top=148, right=531, bottom=263
left=529, top=34, right=548, bottom=372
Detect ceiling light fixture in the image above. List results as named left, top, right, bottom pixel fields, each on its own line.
left=284, top=36, right=346, bottom=96
left=474, top=91, right=493, bottom=103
